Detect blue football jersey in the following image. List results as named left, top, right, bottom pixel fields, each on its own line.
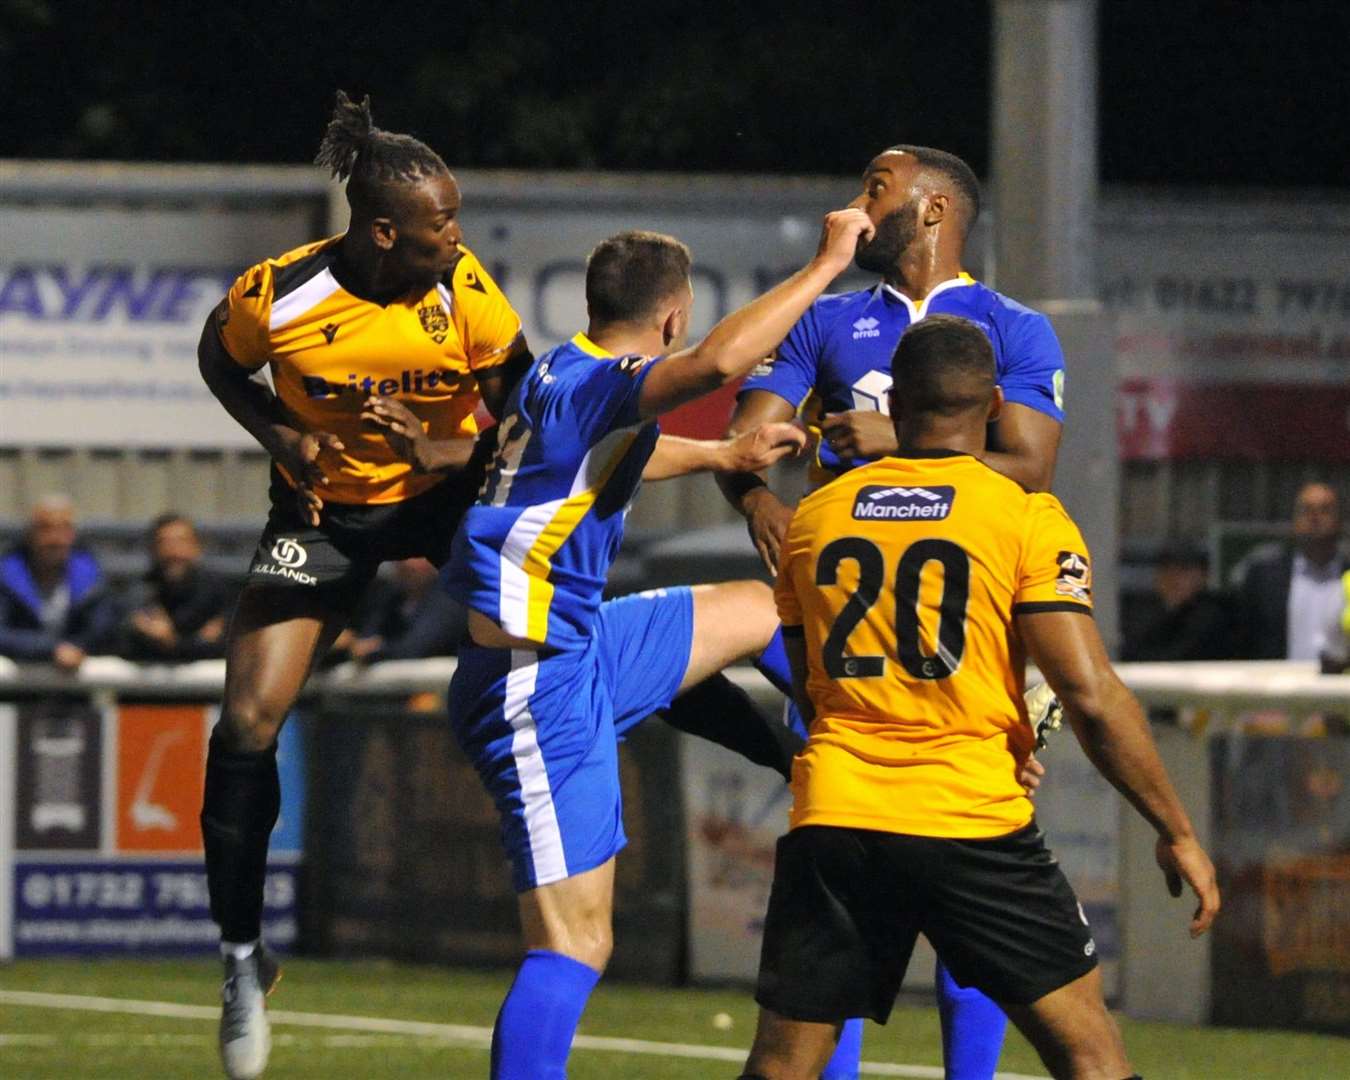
left=445, top=333, right=661, bottom=650
left=741, top=274, right=1065, bottom=475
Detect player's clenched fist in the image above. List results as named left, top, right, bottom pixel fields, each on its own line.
left=815, top=208, right=876, bottom=269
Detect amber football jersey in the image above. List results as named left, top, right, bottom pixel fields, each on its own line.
left=215, top=237, right=522, bottom=505
left=774, top=450, right=1093, bottom=839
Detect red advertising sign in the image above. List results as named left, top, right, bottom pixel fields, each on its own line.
left=1117, top=379, right=1350, bottom=462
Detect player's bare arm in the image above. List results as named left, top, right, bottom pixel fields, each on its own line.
left=781, top=629, right=815, bottom=728
left=715, top=389, right=800, bottom=574
left=476, top=334, right=535, bottom=420
left=982, top=402, right=1060, bottom=492
left=361, top=395, right=476, bottom=474
left=198, top=312, right=344, bottom=526
left=636, top=209, right=874, bottom=419
left=642, top=422, right=807, bottom=482
left=1018, top=609, right=1221, bottom=937
left=361, top=336, right=534, bottom=473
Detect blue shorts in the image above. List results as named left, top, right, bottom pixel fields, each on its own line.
left=449, top=587, right=694, bottom=892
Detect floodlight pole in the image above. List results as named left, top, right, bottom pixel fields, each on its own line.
left=991, top=0, right=1098, bottom=301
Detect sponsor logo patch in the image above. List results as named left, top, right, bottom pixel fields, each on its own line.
left=253, top=540, right=318, bottom=584
left=1055, top=550, right=1092, bottom=602
left=851, top=485, right=955, bottom=521
left=851, top=316, right=882, bottom=340
left=271, top=538, right=307, bottom=568
left=301, top=369, right=465, bottom=398
left=320, top=322, right=340, bottom=344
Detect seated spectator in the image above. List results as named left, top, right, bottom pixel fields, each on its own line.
left=0, top=494, right=120, bottom=670
left=1234, top=482, right=1348, bottom=660
left=1122, top=541, right=1237, bottom=661
left=346, top=557, right=466, bottom=662
left=119, top=514, right=235, bottom=662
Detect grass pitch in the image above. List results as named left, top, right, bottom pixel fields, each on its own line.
left=1, top=958, right=1347, bottom=1078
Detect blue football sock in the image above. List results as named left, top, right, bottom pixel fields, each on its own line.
left=490, top=949, right=600, bottom=1080
left=936, top=957, right=1007, bottom=1080
left=756, top=627, right=809, bottom=741
left=754, top=626, right=792, bottom=695
left=820, top=1016, right=864, bottom=1079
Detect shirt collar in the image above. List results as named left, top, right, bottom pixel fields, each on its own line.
left=879, top=272, right=977, bottom=320
left=571, top=332, right=613, bottom=359
left=1292, top=551, right=1340, bottom=579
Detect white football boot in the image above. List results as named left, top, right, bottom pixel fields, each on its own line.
left=219, top=945, right=280, bottom=1079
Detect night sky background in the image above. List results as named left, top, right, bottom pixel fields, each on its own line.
left=2, top=0, right=1347, bottom=186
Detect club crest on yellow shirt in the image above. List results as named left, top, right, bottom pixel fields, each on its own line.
left=418, top=303, right=450, bottom=344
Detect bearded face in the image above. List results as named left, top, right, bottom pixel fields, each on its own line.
left=854, top=199, right=920, bottom=275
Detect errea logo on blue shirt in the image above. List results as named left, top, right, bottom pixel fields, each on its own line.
left=852, top=316, right=882, bottom=340
left=852, top=485, right=955, bottom=521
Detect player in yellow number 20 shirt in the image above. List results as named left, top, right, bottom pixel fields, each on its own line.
left=740, top=314, right=1219, bottom=1080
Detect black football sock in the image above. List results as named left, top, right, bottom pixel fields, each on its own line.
left=200, top=731, right=281, bottom=944
left=658, top=672, right=804, bottom=781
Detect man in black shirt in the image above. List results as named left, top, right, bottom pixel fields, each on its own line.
left=120, top=514, right=235, bottom=662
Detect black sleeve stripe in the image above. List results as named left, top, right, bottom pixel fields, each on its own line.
left=781, top=624, right=806, bottom=639
left=1013, top=601, right=1094, bottom=617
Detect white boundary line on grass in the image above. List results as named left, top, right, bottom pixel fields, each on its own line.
left=0, top=990, right=1047, bottom=1079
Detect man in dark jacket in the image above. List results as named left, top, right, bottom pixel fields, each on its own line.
left=119, top=514, right=236, bottom=662
left=0, top=495, right=120, bottom=669
left=346, top=557, right=465, bottom=663
left=1124, top=542, right=1237, bottom=662
left=1234, top=482, right=1347, bottom=660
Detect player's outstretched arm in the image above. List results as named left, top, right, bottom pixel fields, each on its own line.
left=636, top=209, right=874, bottom=420
left=643, top=423, right=806, bottom=482
left=198, top=312, right=343, bottom=525
left=1018, top=609, right=1220, bottom=938
left=715, top=390, right=800, bottom=575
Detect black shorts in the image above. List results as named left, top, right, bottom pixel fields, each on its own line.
left=755, top=821, right=1098, bottom=1024
left=245, top=462, right=484, bottom=597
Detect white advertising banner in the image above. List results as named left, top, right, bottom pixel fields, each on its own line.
left=0, top=168, right=870, bottom=448
left=1028, top=737, right=1122, bottom=998
left=0, top=201, right=319, bottom=448
left=1098, top=202, right=1350, bottom=462
left=681, top=734, right=791, bottom=982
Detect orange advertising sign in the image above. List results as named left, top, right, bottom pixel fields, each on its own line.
left=115, top=705, right=208, bottom=853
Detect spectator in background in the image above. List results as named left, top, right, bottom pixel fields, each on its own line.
left=1123, top=541, right=1236, bottom=661
left=346, top=557, right=465, bottom=663
left=119, top=514, right=235, bottom=662
left=0, top=494, right=120, bottom=670
left=1235, top=482, right=1348, bottom=660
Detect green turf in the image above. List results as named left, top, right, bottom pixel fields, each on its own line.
left=1, top=959, right=1346, bottom=1078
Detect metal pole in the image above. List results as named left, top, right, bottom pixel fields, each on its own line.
left=992, top=0, right=1099, bottom=301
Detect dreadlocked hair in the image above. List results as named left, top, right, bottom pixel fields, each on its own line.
left=314, top=90, right=449, bottom=218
